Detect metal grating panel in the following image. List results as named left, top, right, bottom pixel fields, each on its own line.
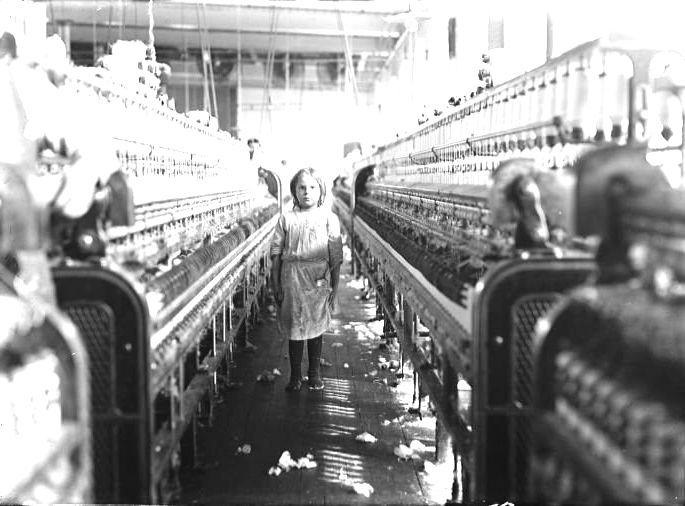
left=510, top=293, right=560, bottom=499
left=64, top=303, right=115, bottom=413
left=511, top=294, right=559, bottom=406
left=63, top=302, right=116, bottom=500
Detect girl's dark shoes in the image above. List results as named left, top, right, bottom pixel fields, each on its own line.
left=285, top=378, right=302, bottom=392
left=308, top=378, right=324, bottom=391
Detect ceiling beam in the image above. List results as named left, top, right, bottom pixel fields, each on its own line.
left=35, top=0, right=411, bottom=17
left=66, top=27, right=394, bottom=54
left=63, top=21, right=401, bottom=40
left=69, top=43, right=389, bottom=63
left=190, top=0, right=409, bottom=16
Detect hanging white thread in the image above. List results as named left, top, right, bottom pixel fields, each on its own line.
left=147, top=0, right=155, bottom=61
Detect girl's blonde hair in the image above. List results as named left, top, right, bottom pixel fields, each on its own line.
left=290, top=168, right=326, bottom=208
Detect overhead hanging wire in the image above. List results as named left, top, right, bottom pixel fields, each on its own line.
left=119, top=0, right=125, bottom=41
left=147, top=0, right=156, bottom=61
left=195, top=1, right=219, bottom=123
left=337, top=9, right=359, bottom=106
left=236, top=1, right=242, bottom=137
left=201, top=1, right=219, bottom=123
left=107, top=2, right=113, bottom=50
left=182, top=2, right=189, bottom=111
left=91, top=2, right=97, bottom=63
left=194, top=3, right=210, bottom=113
left=259, top=6, right=279, bottom=135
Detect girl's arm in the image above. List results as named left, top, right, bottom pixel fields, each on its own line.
left=270, top=214, right=287, bottom=304
left=327, top=213, right=344, bottom=311
left=329, top=263, right=341, bottom=311
left=271, top=255, right=283, bottom=304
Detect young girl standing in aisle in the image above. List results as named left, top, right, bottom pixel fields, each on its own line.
left=270, top=168, right=343, bottom=391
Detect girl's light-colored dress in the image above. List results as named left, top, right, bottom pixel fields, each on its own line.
left=270, top=206, right=343, bottom=341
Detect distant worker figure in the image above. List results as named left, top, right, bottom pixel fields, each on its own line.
left=258, top=166, right=279, bottom=201
left=249, top=137, right=279, bottom=199
left=247, top=137, right=260, bottom=161
left=270, top=168, right=343, bottom=391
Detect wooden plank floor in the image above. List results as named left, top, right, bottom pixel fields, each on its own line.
left=179, top=262, right=452, bottom=505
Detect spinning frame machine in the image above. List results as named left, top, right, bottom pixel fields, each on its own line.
left=333, top=37, right=685, bottom=503
left=1, top=51, right=282, bottom=502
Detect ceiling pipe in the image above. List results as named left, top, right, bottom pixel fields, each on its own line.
left=53, top=22, right=401, bottom=40
left=128, top=0, right=411, bottom=16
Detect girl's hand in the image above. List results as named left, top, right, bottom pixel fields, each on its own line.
left=328, top=290, right=337, bottom=312
left=273, top=284, right=284, bottom=305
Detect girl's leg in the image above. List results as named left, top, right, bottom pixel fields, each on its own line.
left=286, top=339, right=304, bottom=391
left=307, top=335, right=324, bottom=390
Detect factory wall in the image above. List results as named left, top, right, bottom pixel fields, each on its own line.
left=167, top=80, right=236, bottom=134
left=371, top=3, right=548, bottom=142
left=235, top=60, right=378, bottom=175
left=167, top=58, right=378, bottom=174
left=371, top=0, right=685, bottom=145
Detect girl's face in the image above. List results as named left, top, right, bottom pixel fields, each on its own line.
left=295, top=173, right=321, bottom=209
